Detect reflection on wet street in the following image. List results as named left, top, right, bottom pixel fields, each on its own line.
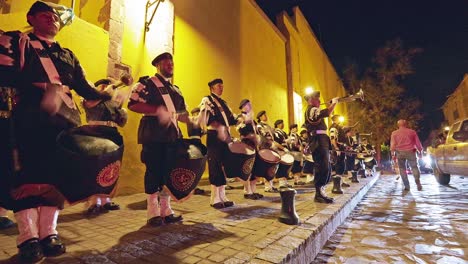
left=313, top=173, right=468, bottom=264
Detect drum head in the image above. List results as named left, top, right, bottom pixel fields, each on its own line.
left=304, top=154, right=314, bottom=162
left=228, top=141, right=255, bottom=155
left=364, top=157, right=374, bottom=163
left=280, top=153, right=294, bottom=165
left=258, top=149, right=281, bottom=163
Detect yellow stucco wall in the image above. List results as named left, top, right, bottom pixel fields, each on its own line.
left=172, top=0, right=288, bottom=129
left=443, top=74, right=468, bottom=125
left=277, top=7, right=347, bottom=126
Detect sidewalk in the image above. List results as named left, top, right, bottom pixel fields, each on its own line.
left=0, top=172, right=380, bottom=264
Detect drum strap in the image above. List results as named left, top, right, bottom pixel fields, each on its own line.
left=209, top=95, right=231, bottom=134
left=150, top=76, right=179, bottom=136
left=29, top=40, right=76, bottom=110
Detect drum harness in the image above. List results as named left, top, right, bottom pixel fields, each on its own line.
left=148, top=76, right=180, bottom=136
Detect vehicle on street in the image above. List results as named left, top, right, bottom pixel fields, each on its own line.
left=427, top=118, right=468, bottom=184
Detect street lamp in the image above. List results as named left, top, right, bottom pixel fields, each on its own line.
left=444, top=126, right=450, bottom=131
left=305, top=87, right=314, bottom=95
left=338, top=116, right=345, bottom=123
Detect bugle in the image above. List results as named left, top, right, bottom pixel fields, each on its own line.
left=322, top=89, right=364, bottom=105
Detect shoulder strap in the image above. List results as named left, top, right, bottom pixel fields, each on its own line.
left=209, top=95, right=231, bottom=133
left=149, top=76, right=179, bottom=135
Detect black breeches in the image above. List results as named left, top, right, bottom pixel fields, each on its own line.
left=207, top=130, right=228, bottom=186
left=142, top=142, right=177, bottom=194
left=345, top=155, right=355, bottom=172
left=311, top=135, right=332, bottom=187
left=335, top=152, right=346, bottom=175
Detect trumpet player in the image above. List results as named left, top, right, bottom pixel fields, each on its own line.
left=303, top=91, right=339, bottom=203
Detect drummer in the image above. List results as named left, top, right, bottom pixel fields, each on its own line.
left=0, top=2, right=112, bottom=261
left=128, top=52, right=190, bottom=227
left=273, top=119, right=293, bottom=188
left=198, top=78, right=238, bottom=209
left=187, top=107, right=206, bottom=195
left=344, top=128, right=357, bottom=177
left=83, top=78, right=127, bottom=214
left=256, top=110, right=279, bottom=192
left=329, top=115, right=351, bottom=188
left=237, top=99, right=263, bottom=200
left=288, top=124, right=305, bottom=186
left=299, top=128, right=314, bottom=184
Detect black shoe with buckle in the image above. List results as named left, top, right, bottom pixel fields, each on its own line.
left=147, top=216, right=163, bottom=227
left=103, top=202, right=120, bottom=211
left=164, top=214, right=183, bottom=224
left=211, top=202, right=225, bottom=209
left=253, top=193, right=264, bottom=199
left=40, top=234, right=66, bottom=257
left=244, top=193, right=257, bottom=200
left=0, top=216, right=14, bottom=229
left=314, top=195, right=334, bottom=204
left=18, top=238, right=44, bottom=263
left=194, top=188, right=205, bottom=195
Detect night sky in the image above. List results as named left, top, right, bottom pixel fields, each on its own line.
left=256, top=0, right=468, bottom=141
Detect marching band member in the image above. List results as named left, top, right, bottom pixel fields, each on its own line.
left=288, top=124, right=305, bottom=185
left=273, top=119, right=293, bottom=187
left=128, top=52, right=189, bottom=227
left=0, top=2, right=112, bottom=261
left=198, top=78, right=238, bottom=209
left=329, top=115, right=351, bottom=188
left=237, top=99, right=263, bottom=200
left=344, top=128, right=357, bottom=177
left=83, top=78, right=129, bottom=214
left=256, top=110, right=279, bottom=192
left=303, top=91, right=339, bottom=203
left=299, top=128, right=314, bottom=184
left=187, top=107, right=206, bottom=195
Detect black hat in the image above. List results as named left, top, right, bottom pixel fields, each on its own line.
left=256, top=110, right=266, bottom=120
left=343, top=127, right=352, bottom=134
left=191, top=107, right=200, bottom=115
left=94, top=78, right=112, bottom=87
left=304, top=91, right=320, bottom=100
left=300, top=129, right=307, bottom=135
left=239, top=99, right=250, bottom=109
left=151, top=52, right=172, bottom=66
left=208, top=78, right=223, bottom=87
left=274, top=119, right=284, bottom=127
left=289, top=124, right=298, bottom=130
left=27, top=1, right=57, bottom=17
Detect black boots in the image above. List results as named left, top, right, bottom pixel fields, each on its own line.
left=351, top=171, right=360, bottom=183
left=314, top=187, right=334, bottom=204
left=331, top=176, right=344, bottom=194
left=278, top=188, right=300, bottom=225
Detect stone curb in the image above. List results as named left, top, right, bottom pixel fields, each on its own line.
left=253, top=172, right=381, bottom=264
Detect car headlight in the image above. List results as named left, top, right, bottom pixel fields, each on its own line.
left=422, top=155, right=431, bottom=166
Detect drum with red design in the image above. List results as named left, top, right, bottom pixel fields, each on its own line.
left=252, top=149, right=280, bottom=181
left=302, top=154, right=314, bottom=174
left=276, top=153, right=294, bottom=178
left=165, top=139, right=207, bottom=202
left=56, top=125, right=124, bottom=204
left=223, top=141, right=256, bottom=181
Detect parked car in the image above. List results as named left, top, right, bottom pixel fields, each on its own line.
left=427, top=118, right=468, bottom=184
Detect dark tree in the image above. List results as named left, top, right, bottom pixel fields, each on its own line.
left=343, top=39, right=423, bottom=165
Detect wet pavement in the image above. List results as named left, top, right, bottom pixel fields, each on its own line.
left=313, top=173, right=468, bottom=264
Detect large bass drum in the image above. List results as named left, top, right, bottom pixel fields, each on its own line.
left=165, top=139, right=207, bottom=202
left=302, top=154, right=314, bottom=174
left=223, top=141, right=256, bottom=181
left=252, top=149, right=280, bottom=181
left=56, top=125, right=124, bottom=204
left=364, top=156, right=377, bottom=169
left=276, top=153, right=294, bottom=178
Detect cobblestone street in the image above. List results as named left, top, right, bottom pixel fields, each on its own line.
left=313, top=174, right=468, bottom=264
left=0, top=173, right=379, bottom=264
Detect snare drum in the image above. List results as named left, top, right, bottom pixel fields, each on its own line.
left=276, top=153, right=294, bottom=178
left=223, top=141, right=256, bottom=181
left=252, top=149, right=280, bottom=181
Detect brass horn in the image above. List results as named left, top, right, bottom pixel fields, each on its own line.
left=323, top=89, right=364, bottom=105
